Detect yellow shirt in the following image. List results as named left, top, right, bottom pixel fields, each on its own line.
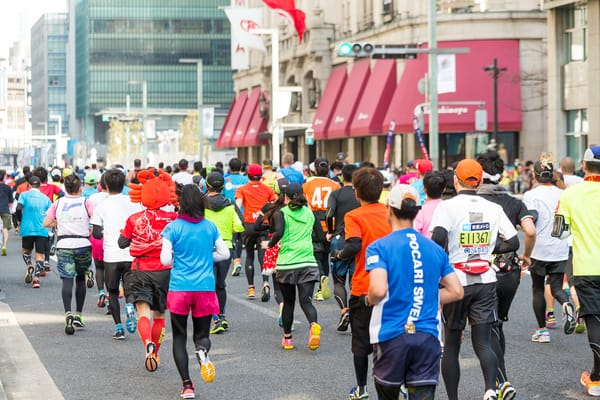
left=556, top=180, right=600, bottom=276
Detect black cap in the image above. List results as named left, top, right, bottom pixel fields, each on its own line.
left=206, top=171, right=225, bottom=189
left=29, top=176, right=41, bottom=186
left=284, top=182, right=303, bottom=198
left=276, top=178, right=290, bottom=194
left=314, top=157, right=329, bottom=168
left=336, top=152, right=346, bottom=161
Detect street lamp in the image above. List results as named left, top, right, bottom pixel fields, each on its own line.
left=484, top=58, right=507, bottom=150
left=178, top=58, right=205, bottom=165
left=128, top=80, right=147, bottom=165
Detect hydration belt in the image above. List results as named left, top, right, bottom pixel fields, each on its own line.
left=454, top=260, right=491, bottom=275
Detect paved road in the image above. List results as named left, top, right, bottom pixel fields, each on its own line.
left=0, top=235, right=594, bottom=400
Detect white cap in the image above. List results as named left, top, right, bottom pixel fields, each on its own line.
left=387, top=184, right=419, bottom=210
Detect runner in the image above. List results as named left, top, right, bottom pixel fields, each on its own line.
left=33, top=166, right=64, bottom=273
left=411, top=159, right=433, bottom=206
left=414, top=171, right=446, bottom=239
left=16, top=176, right=51, bottom=288
left=334, top=167, right=391, bottom=400
left=325, top=164, right=360, bottom=331
left=303, top=157, right=340, bottom=301
left=430, top=158, right=519, bottom=400
left=160, top=184, right=229, bottom=399
left=119, top=168, right=178, bottom=371
left=0, top=169, right=13, bottom=256
left=91, top=168, right=142, bottom=339
left=260, top=182, right=321, bottom=350
left=223, top=158, right=248, bottom=276
left=523, top=157, right=574, bottom=344
left=552, top=145, right=600, bottom=397
left=235, top=163, right=276, bottom=300
left=81, top=174, right=99, bottom=198
left=261, top=159, right=278, bottom=192
left=367, top=184, right=463, bottom=400
left=88, top=174, right=109, bottom=311
left=43, top=174, right=94, bottom=335
left=204, top=171, right=244, bottom=334
left=278, top=152, right=305, bottom=184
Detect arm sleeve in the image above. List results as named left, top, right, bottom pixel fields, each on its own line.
left=268, top=210, right=284, bottom=248
left=431, top=226, right=449, bottom=251
left=118, top=234, right=131, bottom=249
left=160, top=238, right=173, bottom=265
left=253, top=214, right=269, bottom=232
left=325, top=192, right=337, bottom=233
left=233, top=207, right=245, bottom=233
left=92, top=224, right=103, bottom=239
left=213, top=237, right=230, bottom=262
left=493, top=234, right=520, bottom=254
left=338, top=237, right=362, bottom=260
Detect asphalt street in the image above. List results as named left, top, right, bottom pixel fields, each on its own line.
left=0, top=234, right=595, bottom=400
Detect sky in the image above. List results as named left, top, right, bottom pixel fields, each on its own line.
left=0, top=0, right=67, bottom=60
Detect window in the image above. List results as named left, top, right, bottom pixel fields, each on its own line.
left=564, top=4, right=587, bottom=62
left=566, top=109, right=588, bottom=162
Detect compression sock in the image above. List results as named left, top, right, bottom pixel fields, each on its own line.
left=22, top=253, right=32, bottom=267
left=152, top=318, right=166, bottom=353
left=35, top=260, right=44, bottom=277
left=138, top=316, right=152, bottom=345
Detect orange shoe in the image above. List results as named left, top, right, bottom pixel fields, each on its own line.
left=196, top=348, right=215, bottom=383
left=246, top=286, right=256, bottom=299
left=144, top=341, right=159, bottom=372
left=308, top=323, right=321, bottom=351
left=581, top=371, right=600, bottom=396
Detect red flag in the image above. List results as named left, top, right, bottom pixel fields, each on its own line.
left=262, top=0, right=306, bottom=43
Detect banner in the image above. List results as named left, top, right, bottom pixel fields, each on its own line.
left=383, top=120, right=395, bottom=170
left=225, top=3, right=265, bottom=70
left=262, top=0, right=306, bottom=43
left=202, top=107, right=215, bottom=138
left=413, top=116, right=429, bottom=161
left=437, top=54, right=456, bottom=94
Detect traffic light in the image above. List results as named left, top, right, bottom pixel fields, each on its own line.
left=338, top=42, right=375, bottom=58
left=305, top=127, right=314, bottom=145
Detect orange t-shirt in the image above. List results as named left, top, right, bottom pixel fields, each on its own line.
left=345, top=202, right=391, bottom=296
left=303, top=176, right=341, bottom=231
left=235, top=181, right=276, bottom=223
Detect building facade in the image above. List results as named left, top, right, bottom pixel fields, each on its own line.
left=220, top=0, right=548, bottom=169
left=545, top=0, right=599, bottom=164
left=72, top=0, right=233, bottom=165
left=31, top=13, right=69, bottom=142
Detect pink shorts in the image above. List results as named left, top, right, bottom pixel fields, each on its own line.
left=167, top=291, right=219, bottom=318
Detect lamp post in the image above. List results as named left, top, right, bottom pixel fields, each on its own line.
left=484, top=58, right=506, bottom=149
left=128, top=80, right=147, bottom=165
left=179, top=58, right=205, bottom=165
left=49, top=114, right=62, bottom=166
left=36, top=122, right=48, bottom=166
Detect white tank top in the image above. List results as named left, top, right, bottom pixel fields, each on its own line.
left=56, top=196, right=91, bottom=249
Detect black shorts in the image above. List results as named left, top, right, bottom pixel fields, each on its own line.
left=530, top=259, right=567, bottom=277
left=373, top=332, right=441, bottom=387
left=442, top=283, right=497, bottom=331
left=574, top=276, right=600, bottom=317
left=104, top=261, right=132, bottom=297
left=349, top=295, right=373, bottom=357
left=496, top=267, right=521, bottom=322
left=128, top=269, right=170, bottom=313
left=21, top=236, right=49, bottom=254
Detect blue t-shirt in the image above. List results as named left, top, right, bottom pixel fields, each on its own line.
left=81, top=187, right=98, bottom=198
left=161, top=218, right=220, bottom=292
left=18, top=189, right=51, bottom=237
left=223, top=173, right=249, bottom=203
left=366, top=228, right=453, bottom=343
left=279, top=166, right=305, bottom=184
left=411, top=179, right=426, bottom=206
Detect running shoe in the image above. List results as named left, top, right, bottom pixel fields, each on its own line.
left=1, top=247, right=6, bottom=256
left=32, top=277, right=40, bottom=289
left=195, top=348, right=215, bottom=383
left=65, top=312, right=75, bottom=335
left=246, top=286, right=256, bottom=299
left=106, top=304, right=112, bottom=315
left=497, top=381, right=516, bottom=400
left=210, top=318, right=225, bottom=334
left=531, top=329, right=550, bottom=343
left=86, top=270, right=94, bottom=288
left=97, top=290, right=107, bottom=308
left=221, top=317, right=229, bottom=331
left=260, top=282, right=271, bottom=302
left=563, top=301, right=576, bottom=335
left=145, top=341, right=159, bottom=372
left=40, top=268, right=46, bottom=277
left=125, top=303, right=137, bottom=333
left=337, top=308, right=350, bottom=332
left=308, top=323, right=321, bottom=351
left=581, top=371, right=600, bottom=397
left=483, top=389, right=498, bottom=400
left=25, top=265, right=34, bottom=284
left=348, top=386, right=368, bottom=400
left=281, top=336, right=294, bottom=350
left=314, top=290, right=324, bottom=301
left=320, top=275, right=332, bottom=300
left=545, top=311, right=557, bottom=328
left=278, top=303, right=284, bottom=327
left=43, top=261, right=51, bottom=272
left=231, top=258, right=242, bottom=276
left=73, top=314, right=86, bottom=328
left=113, top=323, right=125, bottom=340
left=576, top=315, right=586, bottom=334
left=180, top=381, right=195, bottom=399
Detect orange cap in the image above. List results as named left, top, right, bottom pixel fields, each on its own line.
left=455, top=159, right=483, bottom=187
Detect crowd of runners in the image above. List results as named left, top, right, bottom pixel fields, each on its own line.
left=0, top=146, right=599, bottom=400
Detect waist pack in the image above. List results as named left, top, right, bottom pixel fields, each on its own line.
left=454, top=260, right=490, bottom=275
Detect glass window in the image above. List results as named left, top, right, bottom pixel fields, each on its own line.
left=566, top=109, right=588, bottom=162
left=564, top=4, right=587, bottom=62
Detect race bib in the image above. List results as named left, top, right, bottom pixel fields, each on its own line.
left=459, top=222, right=491, bottom=255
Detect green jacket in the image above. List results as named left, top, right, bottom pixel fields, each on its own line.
left=205, top=193, right=244, bottom=248
left=276, top=205, right=318, bottom=270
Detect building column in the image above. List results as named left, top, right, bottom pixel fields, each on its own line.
left=347, top=137, right=356, bottom=164
left=369, top=136, right=379, bottom=166
left=546, top=8, right=562, bottom=157
left=587, top=0, right=600, bottom=147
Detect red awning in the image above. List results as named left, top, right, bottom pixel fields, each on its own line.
left=327, top=59, right=371, bottom=139
left=312, top=65, right=347, bottom=140
left=230, top=87, right=261, bottom=147
left=383, top=40, right=522, bottom=133
left=244, top=91, right=269, bottom=147
left=349, top=59, right=397, bottom=136
left=216, top=90, right=248, bottom=149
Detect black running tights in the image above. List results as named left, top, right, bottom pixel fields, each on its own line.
left=375, top=383, right=435, bottom=400
left=531, top=272, right=569, bottom=328
left=442, top=323, right=498, bottom=400
left=171, top=312, right=211, bottom=382
left=491, top=322, right=508, bottom=383
left=61, top=276, right=86, bottom=313
left=245, top=247, right=266, bottom=287
left=333, top=272, right=351, bottom=309
left=214, top=252, right=232, bottom=315
left=585, top=315, right=600, bottom=381
left=279, top=281, right=317, bottom=335
left=315, top=250, right=329, bottom=278
left=94, top=259, right=105, bottom=292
